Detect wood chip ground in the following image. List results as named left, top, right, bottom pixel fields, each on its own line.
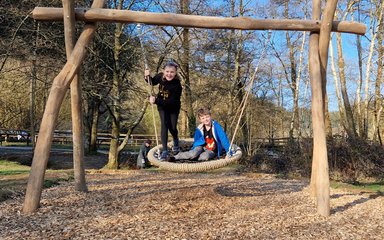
left=1, top=170, right=383, bottom=239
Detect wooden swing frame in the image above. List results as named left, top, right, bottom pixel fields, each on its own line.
left=23, top=0, right=365, bottom=217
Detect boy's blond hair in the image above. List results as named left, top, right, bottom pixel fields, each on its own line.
left=197, top=107, right=211, bottom=118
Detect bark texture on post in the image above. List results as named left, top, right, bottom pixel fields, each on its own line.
left=63, top=0, right=88, bottom=192
left=22, top=0, right=105, bottom=214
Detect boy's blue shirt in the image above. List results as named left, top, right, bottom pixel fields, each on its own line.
left=192, top=120, right=230, bottom=158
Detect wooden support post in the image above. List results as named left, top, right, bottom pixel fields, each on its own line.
left=63, top=0, right=88, bottom=192
left=309, top=0, right=321, bottom=199
left=22, top=0, right=105, bottom=214
left=314, top=0, right=339, bottom=217
left=309, top=28, right=330, bottom=216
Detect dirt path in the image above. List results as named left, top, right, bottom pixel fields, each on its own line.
left=1, top=170, right=383, bottom=239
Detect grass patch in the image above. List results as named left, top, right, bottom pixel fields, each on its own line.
left=331, top=180, right=384, bottom=193
left=50, top=144, right=73, bottom=149
left=43, top=174, right=74, bottom=188
left=0, top=159, right=74, bottom=202
left=0, top=142, right=30, bottom=147
left=0, top=160, right=30, bottom=175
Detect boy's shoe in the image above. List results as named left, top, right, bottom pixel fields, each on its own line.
left=159, top=151, right=170, bottom=161
left=172, top=146, right=180, bottom=155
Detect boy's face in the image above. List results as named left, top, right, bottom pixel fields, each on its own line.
left=163, top=66, right=177, bottom=81
left=198, top=114, right=212, bottom=126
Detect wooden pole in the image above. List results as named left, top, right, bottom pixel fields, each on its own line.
left=315, top=0, right=339, bottom=217
left=32, top=7, right=366, bottom=35
left=62, top=0, right=88, bottom=192
left=22, top=0, right=105, bottom=214
left=309, top=0, right=321, bottom=199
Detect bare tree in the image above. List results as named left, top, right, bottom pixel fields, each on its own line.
left=372, top=7, right=384, bottom=142
left=357, top=0, right=384, bottom=139
left=179, top=0, right=195, bottom=137
left=337, top=31, right=357, bottom=137
left=103, top=0, right=146, bottom=168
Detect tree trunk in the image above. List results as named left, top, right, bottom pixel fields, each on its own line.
left=89, top=98, right=101, bottom=153
left=30, top=19, right=39, bottom=149
left=356, top=30, right=363, bottom=137
left=373, top=5, right=384, bottom=141
left=106, top=87, right=121, bottom=169
left=233, top=0, right=249, bottom=146
left=284, top=2, right=299, bottom=140
left=364, top=1, right=384, bottom=138
left=118, top=101, right=149, bottom=152
left=226, top=0, right=235, bottom=135
left=336, top=32, right=357, bottom=138
left=362, top=0, right=384, bottom=139
left=180, top=0, right=194, bottom=137
left=105, top=0, right=127, bottom=169
left=329, top=37, right=347, bottom=132
left=105, top=17, right=123, bottom=169
left=180, top=110, right=187, bottom=137
left=296, top=31, right=307, bottom=139
left=107, top=117, right=120, bottom=169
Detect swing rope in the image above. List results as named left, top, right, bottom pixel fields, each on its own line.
left=229, top=30, right=272, bottom=151
left=137, top=24, right=159, bottom=149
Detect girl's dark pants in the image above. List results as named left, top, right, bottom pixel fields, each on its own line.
left=158, top=109, right=179, bottom=151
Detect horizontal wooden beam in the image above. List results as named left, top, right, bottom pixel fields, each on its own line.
left=33, top=7, right=366, bottom=35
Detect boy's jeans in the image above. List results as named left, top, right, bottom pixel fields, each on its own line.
left=174, top=146, right=216, bottom=161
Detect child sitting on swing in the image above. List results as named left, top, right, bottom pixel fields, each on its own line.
left=172, top=107, right=231, bottom=161
left=136, top=139, right=152, bottom=169
left=145, top=61, right=182, bottom=161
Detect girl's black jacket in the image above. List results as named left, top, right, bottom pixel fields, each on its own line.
left=148, top=73, right=182, bottom=113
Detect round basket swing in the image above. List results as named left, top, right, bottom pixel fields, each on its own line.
left=147, top=138, right=242, bottom=172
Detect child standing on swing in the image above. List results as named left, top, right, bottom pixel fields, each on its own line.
left=145, top=61, right=182, bottom=161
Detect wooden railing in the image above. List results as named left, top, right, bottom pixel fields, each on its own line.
left=0, top=129, right=160, bottom=147
left=34, top=131, right=158, bottom=147
left=95, top=133, right=161, bottom=146
left=0, top=129, right=31, bottom=145
left=1, top=128, right=296, bottom=148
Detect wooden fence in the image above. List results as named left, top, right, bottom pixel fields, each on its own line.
left=250, top=137, right=291, bottom=147
left=0, top=129, right=31, bottom=145
left=0, top=129, right=161, bottom=147
left=1, top=129, right=296, bottom=148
